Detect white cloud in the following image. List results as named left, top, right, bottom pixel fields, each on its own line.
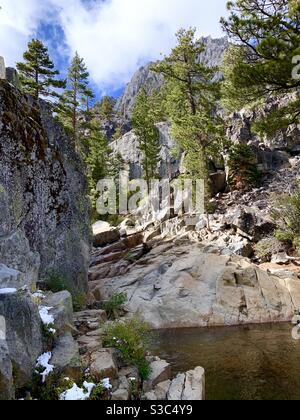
left=0, top=0, right=228, bottom=92
left=0, top=0, right=49, bottom=67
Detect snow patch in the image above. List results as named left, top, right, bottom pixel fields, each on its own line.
left=39, top=306, right=54, bottom=326
left=33, top=291, right=46, bottom=300
left=59, top=382, right=96, bottom=401
left=36, top=352, right=55, bottom=383
left=102, top=378, right=112, bottom=390
left=0, top=288, right=17, bottom=295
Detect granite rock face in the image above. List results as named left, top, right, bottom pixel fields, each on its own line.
left=227, top=96, right=300, bottom=155
left=0, top=80, right=90, bottom=294
left=0, top=291, right=43, bottom=389
left=92, top=241, right=300, bottom=329
left=110, top=122, right=182, bottom=180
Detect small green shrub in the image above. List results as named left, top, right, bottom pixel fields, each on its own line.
left=41, top=324, right=56, bottom=350
left=254, top=237, right=283, bottom=262
left=103, top=292, right=128, bottom=320
left=104, top=317, right=152, bottom=381
left=271, top=185, right=300, bottom=255
left=47, top=272, right=70, bottom=293
left=73, top=294, right=87, bottom=312
left=227, top=144, right=261, bottom=190
left=87, top=383, right=111, bottom=401
left=46, top=271, right=87, bottom=312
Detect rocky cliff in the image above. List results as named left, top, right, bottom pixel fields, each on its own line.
left=0, top=80, right=91, bottom=295
left=110, top=122, right=183, bottom=179
left=0, top=75, right=91, bottom=399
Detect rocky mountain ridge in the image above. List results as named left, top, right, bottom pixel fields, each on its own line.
left=115, top=36, right=229, bottom=120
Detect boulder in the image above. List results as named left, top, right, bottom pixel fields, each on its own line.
left=0, top=338, right=14, bottom=400
left=93, top=222, right=121, bottom=248
left=111, top=389, right=129, bottom=401
left=143, top=359, right=171, bottom=392
left=167, top=373, right=186, bottom=400
left=95, top=241, right=300, bottom=329
left=0, top=291, right=43, bottom=388
left=90, top=349, right=118, bottom=381
left=182, top=367, right=205, bottom=401
left=5, top=68, right=21, bottom=89
left=153, top=380, right=171, bottom=400
left=224, top=205, right=275, bottom=240
left=271, top=253, right=290, bottom=265
left=50, top=332, right=81, bottom=382
left=43, top=291, right=74, bottom=334
left=0, top=264, right=26, bottom=290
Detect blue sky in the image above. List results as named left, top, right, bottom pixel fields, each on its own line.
left=0, top=0, right=228, bottom=100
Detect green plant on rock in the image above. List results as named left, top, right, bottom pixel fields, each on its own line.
left=271, top=185, right=300, bottom=255
left=87, top=383, right=111, bottom=401
left=46, top=271, right=86, bottom=312
left=254, top=237, right=282, bottom=263
left=227, top=144, right=261, bottom=191
left=102, top=292, right=128, bottom=320
left=104, top=317, right=152, bottom=381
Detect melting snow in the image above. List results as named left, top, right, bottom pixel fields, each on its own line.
left=102, top=378, right=112, bottom=390
left=36, top=352, right=55, bottom=383
left=0, top=288, right=17, bottom=295
left=39, top=306, right=54, bottom=326
left=59, top=382, right=96, bottom=401
left=32, top=291, right=46, bottom=300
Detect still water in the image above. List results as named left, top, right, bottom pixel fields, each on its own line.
left=151, top=323, right=300, bottom=400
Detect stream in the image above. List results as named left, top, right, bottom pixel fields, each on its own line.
left=151, top=323, right=300, bottom=400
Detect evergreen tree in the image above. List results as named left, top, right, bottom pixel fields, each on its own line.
left=221, top=0, right=300, bottom=135
left=95, top=96, right=116, bottom=121
left=58, top=52, right=93, bottom=147
left=16, top=39, right=65, bottom=100
left=85, top=120, right=111, bottom=196
left=132, top=88, right=161, bottom=186
left=152, top=28, right=224, bottom=199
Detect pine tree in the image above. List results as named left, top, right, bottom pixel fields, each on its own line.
left=16, top=39, right=65, bottom=100
left=58, top=52, right=93, bottom=147
left=85, top=120, right=111, bottom=195
left=152, top=28, right=224, bottom=199
left=95, top=96, right=116, bottom=121
left=221, top=0, right=300, bottom=135
left=132, top=88, right=161, bottom=186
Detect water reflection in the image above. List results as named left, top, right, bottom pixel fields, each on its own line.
left=151, top=323, right=300, bottom=400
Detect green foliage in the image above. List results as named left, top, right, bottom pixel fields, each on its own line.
left=16, top=39, right=65, bottom=100
left=152, top=28, right=225, bottom=203
left=103, top=292, right=128, bottom=320
left=132, top=88, right=161, bottom=185
left=254, top=237, right=282, bottom=263
left=85, top=119, right=111, bottom=210
left=29, top=371, right=69, bottom=401
left=112, top=126, right=123, bottom=141
left=227, top=144, right=261, bottom=190
left=104, top=317, right=152, bottom=381
left=94, top=96, right=116, bottom=121
left=46, top=271, right=86, bottom=312
left=47, top=272, right=70, bottom=293
left=57, top=52, right=93, bottom=147
left=221, top=0, right=300, bottom=134
left=271, top=184, right=300, bottom=254
left=41, top=323, right=56, bottom=350
left=88, top=383, right=110, bottom=401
